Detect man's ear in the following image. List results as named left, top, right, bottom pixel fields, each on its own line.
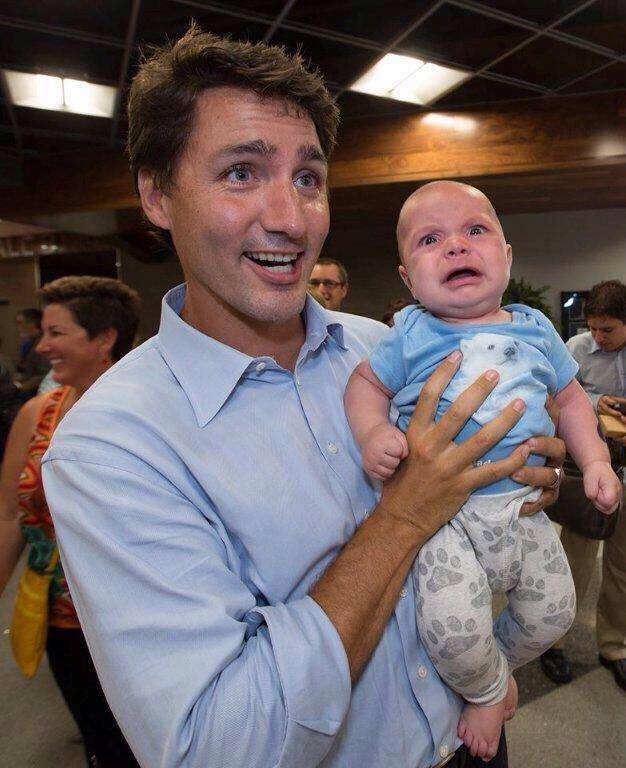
left=138, top=168, right=172, bottom=231
left=399, top=265, right=413, bottom=294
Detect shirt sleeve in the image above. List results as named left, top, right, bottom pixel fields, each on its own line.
left=531, top=310, right=579, bottom=393
left=368, top=314, right=408, bottom=395
left=42, top=441, right=351, bottom=768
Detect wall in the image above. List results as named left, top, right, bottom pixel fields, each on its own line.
left=0, top=258, right=38, bottom=365
left=325, top=208, right=626, bottom=327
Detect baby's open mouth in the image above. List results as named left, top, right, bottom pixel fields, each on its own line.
left=244, top=251, right=300, bottom=273
left=445, top=268, right=480, bottom=282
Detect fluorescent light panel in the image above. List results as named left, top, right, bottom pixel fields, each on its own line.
left=350, top=53, right=470, bottom=106
left=3, top=70, right=116, bottom=118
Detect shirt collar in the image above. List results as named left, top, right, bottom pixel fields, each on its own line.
left=588, top=335, right=602, bottom=354
left=157, top=284, right=347, bottom=427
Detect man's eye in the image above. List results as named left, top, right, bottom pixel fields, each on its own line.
left=294, top=171, right=319, bottom=189
left=225, top=165, right=252, bottom=183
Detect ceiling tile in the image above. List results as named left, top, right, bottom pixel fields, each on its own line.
left=489, top=35, right=608, bottom=90
left=557, top=0, right=626, bottom=54
left=434, top=76, right=538, bottom=107
left=559, top=61, right=626, bottom=95
left=1, top=0, right=132, bottom=38
left=400, top=4, right=530, bottom=69
left=469, top=1, right=593, bottom=26
left=285, top=0, right=436, bottom=44
left=337, top=91, right=423, bottom=121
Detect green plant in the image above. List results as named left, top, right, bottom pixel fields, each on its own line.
left=503, top=277, right=552, bottom=319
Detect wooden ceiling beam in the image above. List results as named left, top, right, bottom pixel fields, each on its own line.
left=1, top=93, right=625, bottom=226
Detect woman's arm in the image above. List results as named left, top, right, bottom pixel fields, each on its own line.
left=0, top=395, right=44, bottom=594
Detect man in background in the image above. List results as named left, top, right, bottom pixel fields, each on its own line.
left=541, top=280, right=626, bottom=689
left=15, top=308, right=49, bottom=398
left=309, top=257, right=348, bottom=310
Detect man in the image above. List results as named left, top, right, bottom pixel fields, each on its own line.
left=15, top=308, right=49, bottom=398
left=541, top=280, right=626, bottom=689
left=42, top=28, right=564, bottom=768
left=309, top=257, right=349, bottom=310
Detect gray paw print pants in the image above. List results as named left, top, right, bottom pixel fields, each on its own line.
left=413, top=487, right=576, bottom=705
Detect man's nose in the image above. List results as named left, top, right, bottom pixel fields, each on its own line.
left=261, top=180, right=306, bottom=239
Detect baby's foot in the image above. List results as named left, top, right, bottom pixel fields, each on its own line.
left=503, top=675, right=518, bottom=721
left=457, top=698, right=505, bottom=761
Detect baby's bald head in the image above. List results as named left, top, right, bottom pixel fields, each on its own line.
left=397, top=181, right=503, bottom=261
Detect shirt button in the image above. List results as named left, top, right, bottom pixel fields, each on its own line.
left=255, top=362, right=266, bottom=372
left=439, top=745, right=449, bottom=759
left=327, top=441, right=338, bottom=454
left=417, top=665, right=427, bottom=678
left=400, top=588, right=408, bottom=599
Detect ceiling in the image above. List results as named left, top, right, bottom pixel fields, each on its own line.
left=1, top=0, right=626, bottom=161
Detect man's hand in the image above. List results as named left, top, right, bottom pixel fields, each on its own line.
left=511, top=436, right=567, bottom=516
left=598, top=394, right=626, bottom=420
left=378, top=352, right=529, bottom=541
left=583, top=460, right=623, bottom=514
left=361, top=423, right=408, bottom=481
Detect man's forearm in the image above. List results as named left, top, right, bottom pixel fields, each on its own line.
left=310, top=508, right=421, bottom=681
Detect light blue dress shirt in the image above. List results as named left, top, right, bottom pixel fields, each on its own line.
left=566, top=330, right=625, bottom=409
left=370, top=304, right=578, bottom=494
left=42, top=285, right=462, bottom=768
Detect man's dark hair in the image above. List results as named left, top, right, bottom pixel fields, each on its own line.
left=584, top=280, right=626, bottom=322
left=18, top=308, right=42, bottom=328
left=127, top=24, right=340, bottom=196
left=315, top=258, right=348, bottom=284
left=39, top=276, right=141, bottom=362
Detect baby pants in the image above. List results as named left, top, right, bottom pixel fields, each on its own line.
left=412, top=487, right=576, bottom=705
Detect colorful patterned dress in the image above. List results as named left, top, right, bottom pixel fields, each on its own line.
left=17, top=386, right=80, bottom=629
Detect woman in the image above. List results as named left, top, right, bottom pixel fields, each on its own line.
left=0, top=276, right=141, bottom=768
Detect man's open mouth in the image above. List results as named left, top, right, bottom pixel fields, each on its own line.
left=445, top=267, right=481, bottom=282
left=244, top=251, right=300, bottom=273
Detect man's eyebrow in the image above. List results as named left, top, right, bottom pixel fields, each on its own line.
left=298, top=144, right=326, bottom=164
left=219, top=140, right=277, bottom=158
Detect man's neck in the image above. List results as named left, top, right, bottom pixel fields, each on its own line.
left=180, top=284, right=306, bottom=371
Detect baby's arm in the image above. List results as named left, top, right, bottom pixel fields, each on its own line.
left=554, top=379, right=622, bottom=513
left=344, top=361, right=408, bottom=481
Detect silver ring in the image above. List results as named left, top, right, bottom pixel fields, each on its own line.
left=549, top=467, right=562, bottom=489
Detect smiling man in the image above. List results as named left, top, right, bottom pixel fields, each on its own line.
left=42, top=28, right=565, bottom=768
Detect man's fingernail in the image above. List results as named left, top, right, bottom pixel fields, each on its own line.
left=513, top=399, right=525, bottom=412
left=449, top=350, right=462, bottom=362
left=520, top=446, right=530, bottom=459
left=485, top=369, right=499, bottom=381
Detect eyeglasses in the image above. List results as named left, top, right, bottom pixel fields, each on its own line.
left=308, top=279, right=345, bottom=289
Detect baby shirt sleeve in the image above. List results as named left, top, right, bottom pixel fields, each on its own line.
left=368, top=309, right=410, bottom=395
left=529, top=309, right=579, bottom=392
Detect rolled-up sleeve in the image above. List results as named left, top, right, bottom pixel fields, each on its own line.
left=42, top=445, right=351, bottom=768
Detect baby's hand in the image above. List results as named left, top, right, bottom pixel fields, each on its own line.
left=361, top=423, right=409, bottom=481
left=583, top=461, right=623, bottom=514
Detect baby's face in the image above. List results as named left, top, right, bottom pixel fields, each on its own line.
left=397, top=183, right=512, bottom=321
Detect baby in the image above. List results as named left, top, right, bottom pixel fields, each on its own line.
left=344, top=181, right=622, bottom=760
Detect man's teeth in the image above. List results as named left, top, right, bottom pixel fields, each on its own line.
left=245, top=252, right=298, bottom=270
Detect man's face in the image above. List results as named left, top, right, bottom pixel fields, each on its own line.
left=587, top=315, right=626, bottom=351
left=140, top=87, right=330, bottom=333
left=397, top=183, right=512, bottom=321
left=309, top=263, right=348, bottom=310
left=16, top=314, right=38, bottom=340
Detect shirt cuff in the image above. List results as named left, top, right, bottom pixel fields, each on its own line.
left=253, top=597, right=351, bottom=767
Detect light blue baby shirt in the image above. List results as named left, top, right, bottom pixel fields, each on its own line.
left=42, top=285, right=463, bottom=768
left=370, top=304, right=578, bottom=494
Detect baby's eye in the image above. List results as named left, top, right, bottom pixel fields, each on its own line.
left=469, top=225, right=484, bottom=235
left=420, top=234, right=437, bottom=246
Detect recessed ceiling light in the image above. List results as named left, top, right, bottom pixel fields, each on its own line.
left=3, top=69, right=117, bottom=118
left=350, top=53, right=471, bottom=106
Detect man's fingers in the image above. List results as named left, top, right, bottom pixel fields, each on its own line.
left=520, top=490, right=557, bottom=517
left=406, top=352, right=462, bottom=436
left=464, top=444, right=529, bottom=490
left=427, top=371, right=503, bottom=449
left=447, top=399, right=526, bottom=474
left=511, top=464, right=560, bottom=488
left=522, top=435, right=566, bottom=463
